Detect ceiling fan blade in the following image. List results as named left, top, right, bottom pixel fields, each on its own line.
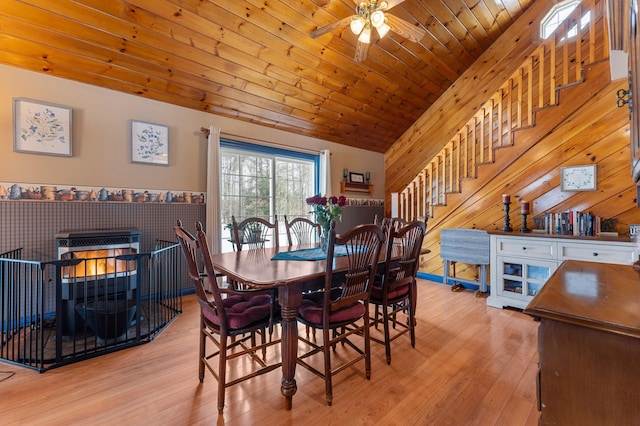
left=310, top=16, right=354, bottom=38
left=354, top=41, right=369, bottom=62
left=382, top=0, right=407, bottom=11
left=386, top=14, right=426, bottom=43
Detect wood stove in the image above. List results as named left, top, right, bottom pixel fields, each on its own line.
left=55, top=229, right=141, bottom=339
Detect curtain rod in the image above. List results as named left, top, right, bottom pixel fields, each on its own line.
left=199, top=127, right=322, bottom=156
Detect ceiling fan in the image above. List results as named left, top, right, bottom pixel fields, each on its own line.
left=311, top=0, right=426, bottom=62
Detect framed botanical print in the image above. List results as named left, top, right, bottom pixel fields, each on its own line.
left=130, top=120, right=169, bottom=165
left=13, top=98, right=72, bottom=156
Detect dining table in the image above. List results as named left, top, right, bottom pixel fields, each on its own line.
left=209, top=241, right=429, bottom=409
left=208, top=243, right=342, bottom=408
left=209, top=243, right=373, bottom=409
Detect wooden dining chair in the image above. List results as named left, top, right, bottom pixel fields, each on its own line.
left=380, top=217, right=408, bottom=238
left=231, top=215, right=279, bottom=251
left=174, top=221, right=281, bottom=414
left=284, top=215, right=321, bottom=246
left=296, top=221, right=384, bottom=406
left=369, top=219, right=426, bottom=365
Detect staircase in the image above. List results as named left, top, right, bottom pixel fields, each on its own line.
left=398, top=0, right=609, bottom=222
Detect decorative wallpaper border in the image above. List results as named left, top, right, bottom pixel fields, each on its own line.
left=345, top=198, right=384, bottom=206
left=0, top=181, right=206, bottom=204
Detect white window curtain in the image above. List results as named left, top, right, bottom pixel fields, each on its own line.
left=319, top=149, right=331, bottom=195
left=206, top=126, right=222, bottom=254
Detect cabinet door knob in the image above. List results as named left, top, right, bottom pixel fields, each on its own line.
left=522, top=247, right=527, bottom=250
left=593, top=252, right=599, bottom=257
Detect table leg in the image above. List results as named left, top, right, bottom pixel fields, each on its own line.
left=278, top=284, right=302, bottom=409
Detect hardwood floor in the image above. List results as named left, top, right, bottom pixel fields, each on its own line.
left=0, top=280, right=540, bottom=425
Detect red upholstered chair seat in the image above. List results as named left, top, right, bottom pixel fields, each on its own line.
left=201, top=294, right=273, bottom=329
left=371, top=281, right=409, bottom=302
left=298, top=297, right=365, bottom=326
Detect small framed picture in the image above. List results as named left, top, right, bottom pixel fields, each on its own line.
left=13, top=98, right=72, bottom=156
left=130, top=120, right=169, bottom=165
left=560, top=164, right=597, bottom=191
left=350, top=172, right=365, bottom=183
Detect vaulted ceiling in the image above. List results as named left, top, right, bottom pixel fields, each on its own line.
left=1, top=0, right=535, bottom=153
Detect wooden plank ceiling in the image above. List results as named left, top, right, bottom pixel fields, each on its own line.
left=0, top=0, right=534, bottom=153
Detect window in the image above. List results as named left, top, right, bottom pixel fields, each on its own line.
left=540, top=0, right=590, bottom=40
left=220, top=139, right=319, bottom=251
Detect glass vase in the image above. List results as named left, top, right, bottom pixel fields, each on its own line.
left=320, top=226, right=330, bottom=252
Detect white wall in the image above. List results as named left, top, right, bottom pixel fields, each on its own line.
left=0, top=64, right=384, bottom=198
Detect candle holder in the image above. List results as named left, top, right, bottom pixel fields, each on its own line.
left=520, top=213, right=531, bottom=233
left=502, top=201, right=513, bottom=232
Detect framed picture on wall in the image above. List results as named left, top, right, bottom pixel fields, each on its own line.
left=560, top=164, right=597, bottom=191
left=13, top=98, right=73, bottom=156
left=350, top=172, right=365, bottom=183
left=130, top=120, right=169, bottom=165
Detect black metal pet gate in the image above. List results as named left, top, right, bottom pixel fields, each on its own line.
left=0, top=237, right=184, bottom=372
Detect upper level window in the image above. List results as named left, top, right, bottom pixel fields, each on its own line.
left=540, top=0, right=590, bottom=40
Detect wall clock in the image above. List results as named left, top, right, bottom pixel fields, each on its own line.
left=560, top=164, right=597, bottom=191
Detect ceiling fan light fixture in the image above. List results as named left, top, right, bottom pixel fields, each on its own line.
left=350, top=16, right=366, bottom=35
left=358, top=25, right=371, bottom=43
left=376, top=22, right=391, bottom=38
left=370, top=10, right=386, bottom=28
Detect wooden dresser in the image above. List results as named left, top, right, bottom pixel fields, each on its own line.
left=524, top=260, right=640, bottom=424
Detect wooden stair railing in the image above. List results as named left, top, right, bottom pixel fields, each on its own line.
left=399, top=0, right=608, bottom=221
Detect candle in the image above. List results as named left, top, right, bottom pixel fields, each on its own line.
left=521, top=201, right=530, bottom=214
left=502, top=194, right=510, bottom=203
left=343, top=168, right=348, bottom=178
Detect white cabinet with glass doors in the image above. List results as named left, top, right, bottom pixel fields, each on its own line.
left=487, top=233, right=637, bottom=309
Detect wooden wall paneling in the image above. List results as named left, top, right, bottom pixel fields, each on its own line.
left=384, top=0, right=606, bottom=205
left=398, top=2, right=611, bottom=254
left=517, top=124, right=629, bottom=217
left=385, top=0, right=553, bottom=200
left=418, top=63, right=631, bottom=277
left=608, top=0, right=630, bottom=52
left=455, top=66, right=617, bottom=223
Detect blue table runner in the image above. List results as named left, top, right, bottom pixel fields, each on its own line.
left=271, top=245, right=348, bottom=261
